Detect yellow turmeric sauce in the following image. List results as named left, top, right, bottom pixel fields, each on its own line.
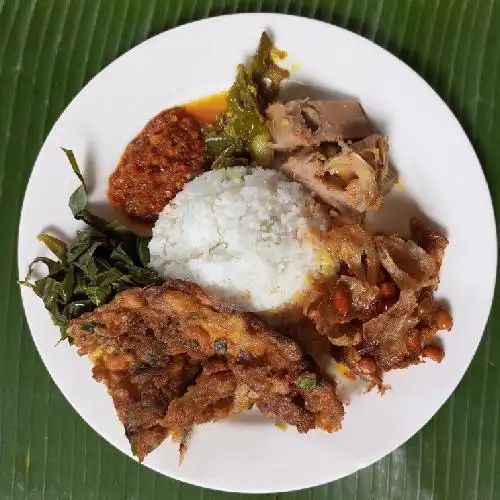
left=183, top=91, right=228, bottom=125
left=271, top=47, right=288, bottom=62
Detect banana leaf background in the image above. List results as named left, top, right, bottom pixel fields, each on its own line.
left=0, top=1, right=499, bottom=499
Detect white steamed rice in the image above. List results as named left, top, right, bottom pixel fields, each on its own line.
left=148, top=167, right=327, bottom=311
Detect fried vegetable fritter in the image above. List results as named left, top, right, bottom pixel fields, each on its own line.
left=67, top=280, right=344, bottom=460
left=93, top=354, right=200, bottom=461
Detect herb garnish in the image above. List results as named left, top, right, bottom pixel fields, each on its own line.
left=81, top=321, right=102, bottom=332
left=213, top=339, right=228, bottom=353
left=296, top=375, right=318, bottom=391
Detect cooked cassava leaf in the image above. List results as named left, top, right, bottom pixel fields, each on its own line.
left=36, top=234, right=68, bottom=261
left=18, top=256, right=65, bottom=286
left=136, top=238, right=151, bottom=267
left=20, top=150, right=162, bottom=340
left=61, top=149, right=142, bottom=247
left=204, top=31, right=289, bottom=168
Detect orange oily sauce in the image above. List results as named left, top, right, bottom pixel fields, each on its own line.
left=183, top=91, right=227, bottom=125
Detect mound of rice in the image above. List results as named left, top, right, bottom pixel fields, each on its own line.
left=148, top=167, right=328, bottom=311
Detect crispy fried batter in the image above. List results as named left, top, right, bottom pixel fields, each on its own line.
left=231, top=361, right=343, bottom=433
left=304, top=220, right=452, bottom=387
left=375, top=235, right=439, bottom=291
left=164, top=364, right=239, bottom=443
left=312, top=225, right=380, bottom=285
left=108, top=107, right=206, bottom=222
left=91, top=353, right=200, bottom=461
left=410, top=218, right=448, bottom=273
left=68, top=280, right=344, bottom=460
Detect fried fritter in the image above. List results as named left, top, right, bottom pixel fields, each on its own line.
left=93, top=354, right=200, bottom=461
left=163, top=359, right=255, bottom=444
left=410, top=218, right=448, bottom=275
left=108, top=107, right=206, bottom=222
left=67, top=280, right=344, bottom=460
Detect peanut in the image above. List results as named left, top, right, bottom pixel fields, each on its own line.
left=422, top=345, right=445, bottom=363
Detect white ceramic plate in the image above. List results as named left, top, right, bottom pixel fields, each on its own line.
left=18, top=13, right=497, bottom=493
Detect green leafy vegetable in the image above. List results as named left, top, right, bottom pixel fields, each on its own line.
left=81, top=321, right=102, bottom=332
left=296, top=375, right=318, bottom=391
left=36, top=234, right=68, bottom=261
left=20, top=150, right=162, bottom=340
left=204, top=32, right=289, bottom=168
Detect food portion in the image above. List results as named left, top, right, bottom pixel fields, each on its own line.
left=68, top=281, right=343, bottom=460
left=149, top=167, right=329, bottom=311
left=20, top=150, right=162, bottom=339
left=280, top=133, right=394, bottom=221
left=305, top=219, right=451, bottom=388
left=203, top=32, right=288, bottom=169
left=109, top=107, right=206, bottom=222
left=22, top=31, right=453, bottom=463
left=267, top=99, right=372, bottom=150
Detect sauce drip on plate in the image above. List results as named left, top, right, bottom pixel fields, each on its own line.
left=183, top=91, right=227, bottom=125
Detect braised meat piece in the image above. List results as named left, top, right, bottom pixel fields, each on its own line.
left=280, top=147, right=364, bottom=220
left=68, top=280, right=344, bottom=460
left=269, top=100, right=395, bottom=220
left=350, top=134, right=396, bottom=194
left=108, top=107, right=206, bottom=222
left=267, top=99, right=372, bottom=150
left=280, top=134, right=394, bottom=217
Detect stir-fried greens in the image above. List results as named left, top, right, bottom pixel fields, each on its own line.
left=20, top=149, right=161, bottom=340
left=204, top=32, right=289, bottom=168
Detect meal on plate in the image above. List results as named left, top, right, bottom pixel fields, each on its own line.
left=21, top=32, right=453, bottom=462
